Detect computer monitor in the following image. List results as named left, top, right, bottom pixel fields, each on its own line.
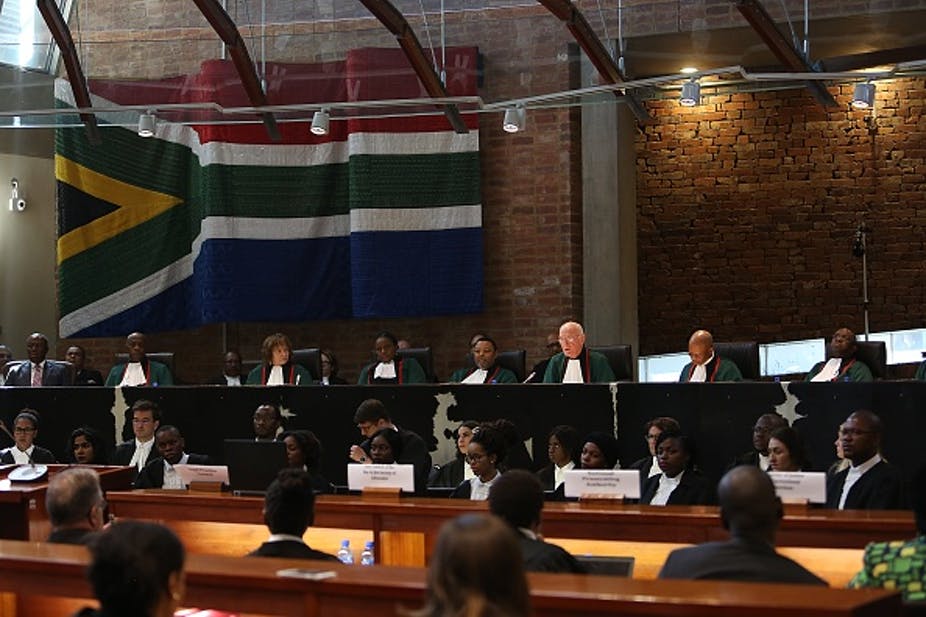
left=223, top=439, right=289, bottom=495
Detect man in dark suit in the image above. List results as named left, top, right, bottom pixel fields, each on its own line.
left=112, top=400, right=161, bottom=477
left=489, top=469, right=585, bottom=573
left=45, top=467, right=106, bottom=545
left=66, top=345, right=104, bottom=386
left=247, top=468, right=338, bottom=561
left=135, top=425, right=211, bottom=489
left=348, top=398, right=431, bottom=493
left=730, top=413, right=787, bottom=471
left=826, top=409, right=906, bottom=510
left=4, top=332, right=69, bottom=386
left=659, top=466, right=827, bottom=585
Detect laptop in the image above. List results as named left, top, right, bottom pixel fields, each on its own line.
left=576, top=555, right=635, bottom=577
left=223, top=439, right=289, bottom=495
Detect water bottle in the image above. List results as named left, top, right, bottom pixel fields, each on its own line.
left=360, top=541, right=375, bottom=566
left=336, top=539, right=353, bottom=564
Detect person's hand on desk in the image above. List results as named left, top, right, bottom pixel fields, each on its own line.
left=349, top=444, right=371, bottom=464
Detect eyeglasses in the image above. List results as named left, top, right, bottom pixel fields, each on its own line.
left=559, top=336, right=580, bottom=344
left=839, top=427, right=876, bottom=437
left=465, top=453, right=486, bottom=464
left=644, top=433, right=660, bottom=441
left=13, top=426, right=35, bottom=434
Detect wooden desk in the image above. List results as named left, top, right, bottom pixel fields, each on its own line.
left=0, top=540, right=902, bottom=617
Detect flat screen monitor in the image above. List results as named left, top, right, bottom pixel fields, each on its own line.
left=223, top=439, right=288, bottom=495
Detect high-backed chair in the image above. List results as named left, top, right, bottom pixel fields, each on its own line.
left=292, top=348, right=322, bottom=381
left=396, top=347, right=435, bottom=382
left=852, top=340, right=887, bottom=380
left=495, top=349, right=527, bottom=382
left=713, top=341, right=760, bottom=380
left=589, top=345, right=634, bottom=381
left=114, top=352, right=176, bottom=379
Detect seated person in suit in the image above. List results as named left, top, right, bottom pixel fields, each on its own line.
left=246, top=333, right=311, bottom=385
left=659, top=466, right=827, bottom=585
left=5, top=332, right=69, bottom=386
left=767, top=426, right=810, bottom=472
left=450, top=425, right=505, bottom=500
left=0, top=344, right=12, bottom=385
left=543, top=321, right=615, bottom=383
left=319, top=348, right=347, bottom=385
left=280, top=429, right=333, bottom=494
left=527, top=333, right=561, bottom=383
left=247, top=468, right=339, bottom=561
left=825, top=409, right=906, bottom=510
left=253, top=403, right=283, bottom=441
left=629, top=417, right=681, bottom=480
left=730, top=413, right=788, bottom=471
left=135, top=425, right=211, bottom=489
left=805, top=327, right=873, bottom=382
left=358, top=331, right=426, bottom=384
left=429, top=420, right=478, bottom=488
left=348, top=398, right=431, bottom=492
left=45, top=467, right=106, bottom=545
left=66, top=426, right=110, bottom=464
left=105, top=332, right=174, bottom=386
left=679, top=329, right=742, bottom=382
left=0, top=409, right=57, bottom=463
left=112, top=400, right=161, bottom=475
left=209, top=350, right=244, bottom=386
left=641, top=432, right=713, bottom=506
left=849, top=463, right=926, bottom=600
left=449, top=336, right=518, bottom=384
left=66, top=345, right=104, bottom=386
left=536, top=425, right=580, bottom=491
left=489, top=469, right=585, bottom=573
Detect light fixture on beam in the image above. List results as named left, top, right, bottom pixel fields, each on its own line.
left=311, top=109, right=330, bottom=136
left=851, top=82, right=875, bottom=110
left=502, top=106, right=526, bottom=133
left=679, top=80, right=700, bottom=107
left=138, top=111, right=156, bottom=137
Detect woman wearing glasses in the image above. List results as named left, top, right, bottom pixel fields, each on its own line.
left=1, top=409, right=56, bottom=464
left=450, top=425, right=506, bottom=500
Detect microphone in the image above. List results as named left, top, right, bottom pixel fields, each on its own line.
left=0, top=419, right=14, bottom=444
left=522, top=371, right=536, bottom=383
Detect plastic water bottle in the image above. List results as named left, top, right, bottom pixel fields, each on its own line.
left=337, top=539, right=353, bottom=564
left=360, top=541, right=375, bottom=566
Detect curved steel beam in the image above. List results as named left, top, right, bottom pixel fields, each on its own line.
left=37, top=0, right=101, bottom=145
left=191, top=0, right=281, bottom=141
left=537, top=0, right=651, bottom=124
left=357, top=0, right=469, bottom=134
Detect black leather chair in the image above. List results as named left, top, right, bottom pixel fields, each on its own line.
left=589, top=345, right=634, bottom=381
left=495, top=349, right=527, bottom=382
left=292, top=348, right=322, bottom=381
left=114, top=352, right=176, bottom=379
left=397, top=347, right=436, bottom=382
left=713, top=341, right=759, bottom=380
left=852, top=340, right=887, bottom=380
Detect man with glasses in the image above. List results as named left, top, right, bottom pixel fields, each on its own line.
left=45, top=467, right=106, bottom=545
left=542, top=321, right=615, bottom=383
left=825, top=409, right=906, bottom=510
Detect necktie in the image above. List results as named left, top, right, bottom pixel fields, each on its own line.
left=31, top=363, right=42, bottom=387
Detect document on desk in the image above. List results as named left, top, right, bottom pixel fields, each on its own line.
left=175, top=464, right=229, bottom=486
left=768, top=471, right=826, bottom=503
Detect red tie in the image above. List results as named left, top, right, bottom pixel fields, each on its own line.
left=31, top=363, right=42, bottom=387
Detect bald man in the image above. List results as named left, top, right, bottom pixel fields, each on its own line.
left=805, top=327, right=873, bottom=382
left=659, top=466, right=826, bottom=585
left=542, top=321, right=615, bottom=383
left=678, top=330, right=743, bottom=383
left=105, top=332, right=173, bottom=386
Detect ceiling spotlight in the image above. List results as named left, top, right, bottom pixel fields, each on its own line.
left=679, top=80, right=700, bottom=107
left=502, top=106, right=526, bottom=133
left=311, top=109, right=330, bottom=136
left=852, top=82, right=876, bottom=110
left=137, top=111, right=156, bottom=138
left=680, top=67, right=698, bottom=75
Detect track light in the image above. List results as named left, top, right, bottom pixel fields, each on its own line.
left=311, top=109, right=330, bottom=136
left=502, top=106, right=526, bottom=133
left=852, top=82, right=875, bottom=110
left=137, top=111, right=156, bottom=137
left=679, top=80, right=700, bottom=107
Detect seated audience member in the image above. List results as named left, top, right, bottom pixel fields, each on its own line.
left=410, top=514, right=531, bottom=617
left=209, top=350, right=244, bottom=386
left=767, top=426, right=810, bottom=472
left=731, top=413, right=788, bottom=470
left=450, top=425, right=506, bottom=500
left=67, top=345, right=105, bottom=386
left=849, top=464, right=926, bottom=600
left=488, top=418, right=532, bottom=471
left=105, top=332, right=174, bottom=386
left=66, top=426, right=110, bottom=464
left=825, top=410, right=906, bottom=510
left=659, top=466, right=826, bottom=585
left=0, top=409, right=57, bottom=463
left=0, top=344, right=12, bottom=385
left=449, top=336, right=518, bottom=384
left=543, top=321, right=615, bottom=383
left=112, top=400, right=161, bottom=475
left=45, top=467, right=106, bottom=544
left=536, top=425, right=580, bottom=491
left=246, top=333, right=312, bottom=385
left=320, top=348, right=347, bottom=385
left=247, top=468, right=339, bottom=561
left=76, top=521, right=185, bottom=617
left=348, top=399, right=431, bottom=491
left=280, top=429, right=333, bottom=494
left=253, top=403, right=283, bottom=441
left=527, top=332, right=561, bottom=383
left=629, top=417, right=681, bottom=479
left=358, top=331, right=426, bottom=384
left=580, top=431, right=620, bottom=470
left=429, top=420, right=478, bottom=488
left=679, top=329, right=743, bottom=382
left=805, top=327, right=873, bottom=382
left=5, top=332, right=69, bottom=386
left=135, top=425, right=211, bottom=489
left=369, top=427, right=404, bottom=464
left=489, top=469, right=585, bottom=573
left=641, top=432, right=713, bottom=506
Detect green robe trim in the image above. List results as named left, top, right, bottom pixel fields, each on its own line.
left=105, top=360, right=173, bottom=386
left=804, top=358, right=873, bottom=382
left=245, top=363, right=313, bottom=385
left=357, top=357, right=427, bottom=384
left=449, top=365, right=518, bottom=383
left=542, top=350, right=615, bottom=383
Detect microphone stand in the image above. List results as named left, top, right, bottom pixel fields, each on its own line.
left=852, top=223, right=870, bottom=340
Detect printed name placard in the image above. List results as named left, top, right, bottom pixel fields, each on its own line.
left=768, top=471, right=826, bottom=503
left=564, top=469, right=640, bottom=499
left=175, top=464, right=229, bottom=486
left=348, top=463, right=415, bottom=493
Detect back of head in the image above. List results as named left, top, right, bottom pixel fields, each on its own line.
left=264, top=468, right=316, bottom=535
left=424, top=514, right=531, bottom=617
left=718, top=466, right=781, bottom=539
left=88, top=521, right=185, bottom=617
left=488, top=469, right=543, bottom=530
left=353, top=398, right=390, bottom=424
left=46, top=467, right=102, bottom=527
